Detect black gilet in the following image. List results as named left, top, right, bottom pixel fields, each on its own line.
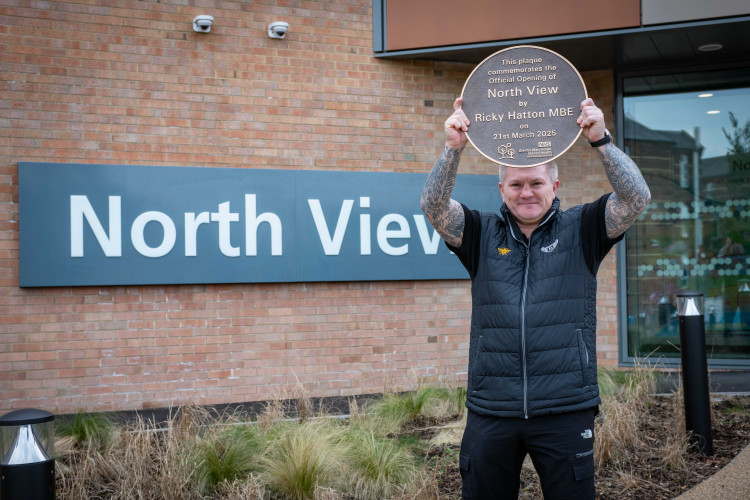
left=465, top=198, right=600, bottom=418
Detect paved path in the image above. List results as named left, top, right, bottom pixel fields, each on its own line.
left=675, top=443, right=750, bottom=499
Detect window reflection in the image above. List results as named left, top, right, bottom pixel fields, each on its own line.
left=623, top=74, right=750, bottom=361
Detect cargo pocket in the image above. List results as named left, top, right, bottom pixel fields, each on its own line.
left=459, top=452, right=472, bottom=498
left=573, top=448, right=594, bottom=481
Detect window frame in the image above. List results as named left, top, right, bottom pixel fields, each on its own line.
left=616, top=61, right=750, bottom=369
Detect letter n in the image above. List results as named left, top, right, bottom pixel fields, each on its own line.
left=70, top=195, right=122, bottom=257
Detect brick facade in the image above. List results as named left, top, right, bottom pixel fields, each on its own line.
left=0, top=0, right=619, bottom=413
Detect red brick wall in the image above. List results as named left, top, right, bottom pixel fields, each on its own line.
left=0, top=1, right=619, bottom=413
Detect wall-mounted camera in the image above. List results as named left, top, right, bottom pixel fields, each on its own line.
left=193, top=15, right=214, bottom=33
left=268, top=22, right=289, bottom=39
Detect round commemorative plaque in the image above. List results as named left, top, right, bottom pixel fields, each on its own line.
left=461, top=45, right=587, bottom=167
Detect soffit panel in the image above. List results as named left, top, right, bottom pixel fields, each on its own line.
left=384, top=0, right=640, bottom=52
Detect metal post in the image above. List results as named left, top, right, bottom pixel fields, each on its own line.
left=677, top=291, right=714, bottom=455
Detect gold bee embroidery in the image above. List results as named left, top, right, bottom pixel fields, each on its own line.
left=497, top=247, right=511, bottom=256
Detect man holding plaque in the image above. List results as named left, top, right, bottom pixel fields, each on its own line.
left=421, top=96, right=650, bottom=499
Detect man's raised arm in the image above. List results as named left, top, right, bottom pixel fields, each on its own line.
left=578, top=98, right=651, bottom=239
left=421, top=98, right=470, bottom=248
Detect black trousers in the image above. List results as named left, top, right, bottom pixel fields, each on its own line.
left=459, top=408, right=596, bottom=500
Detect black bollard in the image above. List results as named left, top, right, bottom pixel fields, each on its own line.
left=677, top=291, right=714, bottom=455
left=0, top=409, right=56, bottom=500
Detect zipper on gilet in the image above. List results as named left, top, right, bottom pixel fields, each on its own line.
left=506, top=209, right=556, bottom=419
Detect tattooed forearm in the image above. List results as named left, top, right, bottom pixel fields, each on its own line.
left=598, top=143, right=651, bottom=238
left=421, top=145, right=466, bottom=247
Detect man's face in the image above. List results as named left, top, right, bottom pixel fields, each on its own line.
left=499, top=164, right=559, bottom=228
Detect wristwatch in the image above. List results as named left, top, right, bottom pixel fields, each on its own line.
left=589, top=129, right=612, bottom=147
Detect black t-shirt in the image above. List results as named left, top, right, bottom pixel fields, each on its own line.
left=449, top=193, right=623, bottom=279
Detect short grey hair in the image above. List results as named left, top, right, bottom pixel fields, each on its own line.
left=498, top=161, right=558, bottom=184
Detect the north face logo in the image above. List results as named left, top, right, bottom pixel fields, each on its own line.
left=541, top=239, right=558, bottom=253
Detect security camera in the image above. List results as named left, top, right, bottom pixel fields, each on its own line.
left=193, top=15, right=214, bottom=33
left=268, top=21, right=289, bottom=39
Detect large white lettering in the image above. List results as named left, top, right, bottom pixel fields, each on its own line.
left=307, top=198, right=445, bottom=257
left=413, top=215, right=441, bottom=255
left=360, top=197, right=371, bottom=255
left=211, top=201, right=239, bottom=257
left=308, top=199, right=353, bottom=255
left=185, top=212, right=210, bottom=257
left=131, top=211, right=176, bottom=258
left=377, top=214, right=410, bottom=256
left=70, top=195, right=443, bottom=259
left=70, top=195, right=122, bottom=257
left=71, top=195, right=283, bottom=258
left=245, top=194, right=282, bottom=256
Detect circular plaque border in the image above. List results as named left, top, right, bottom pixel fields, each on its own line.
left=460, top=45, right=587, bottom=168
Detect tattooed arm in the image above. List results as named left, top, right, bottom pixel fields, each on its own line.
left=578, top=98, right=651, bottom=239
left=421, top=98, right=470, bottom=248
left=421, top=145, right=466, bottom=247
left=596, top=143, right=651, bottom=238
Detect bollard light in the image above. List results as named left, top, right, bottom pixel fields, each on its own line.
left=677, top=291, right=714, bottom=455
left=0, top=408, right=55, bottom=500
left=738, top=279, right=750, bottom=328
left=678, top=292, right=703, bottom=317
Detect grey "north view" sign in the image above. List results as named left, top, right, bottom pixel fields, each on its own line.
left=18, top=163, right=501, bottom=287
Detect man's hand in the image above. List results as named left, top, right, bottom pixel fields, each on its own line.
left=577, top=98, right=652, bottom=239
left=445, top=97, right=470, bottom=149
left=577, top=98, right=607, bottom=143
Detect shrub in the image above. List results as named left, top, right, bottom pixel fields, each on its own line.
left=57, top=412, right=201, bottom=500
left=193, top=425, right=265, bottom=494
left=344, top=428, right=418, bottom=500
left=371, top=385, right=467, bottom=435
left=263, top=420, right=343, bottom=500
left=56, top=410, right=117, bottom=451
left=595, top=397, right=641, bottom=467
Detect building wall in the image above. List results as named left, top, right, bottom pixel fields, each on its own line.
left=0, top=0, right=619, bottom=413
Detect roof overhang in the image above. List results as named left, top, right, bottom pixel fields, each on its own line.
left=374, top=16, right=750, bottom=72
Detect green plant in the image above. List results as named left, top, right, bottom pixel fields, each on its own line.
left=723, top=111, right=750, bottom=158
left=345, top=429, right=418, bottom=500
left=56, top=410, right=116, bottom=451
left=450, top=386, right=468, bottom=416
left=623, top=359, right=661, bottom=403
left=263, top=420, right=343, bottom=500
left=193, top=425, right=265, bottom=494
left=370, top=393, right=422, bottom=435
left=597, top=361, right=664, bottom=401
left=597, top=366, right=628, bottom=397
left=371, top=386, right=467, bottom=435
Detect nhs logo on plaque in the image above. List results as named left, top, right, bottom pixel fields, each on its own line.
left=19, top=163, right=500, bottom=287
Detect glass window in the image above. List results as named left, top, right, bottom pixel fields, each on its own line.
left=622, top=68, right=750, bottom=362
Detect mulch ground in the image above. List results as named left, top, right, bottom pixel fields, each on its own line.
left=418, top=395, right=750, bottom=500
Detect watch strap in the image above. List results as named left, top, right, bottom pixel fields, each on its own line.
left=590, top=130, right=612, bottom=147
